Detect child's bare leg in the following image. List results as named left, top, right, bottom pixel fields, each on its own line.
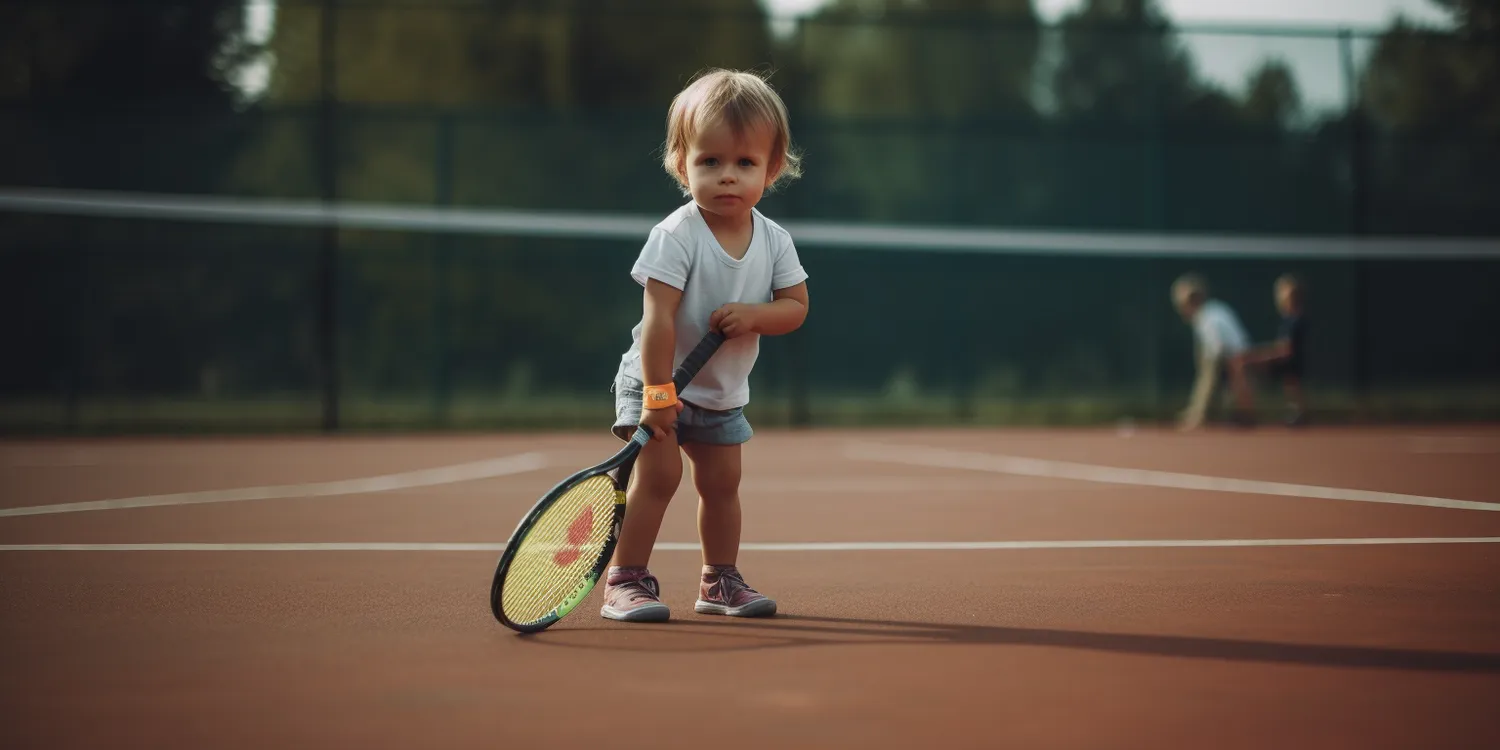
left=684, top=443, right=742, bottom=566
left=685, top=441, right=775, bottom=617
left=1283, top=376, right=1307, bottom=425
left=600, top=435, right=681, bottom=622
left=1284, top=376, right=1304, bottom=410
left=609, top=437, right=681, bottom=568
left=1227, top=357, right=1256, bottom=415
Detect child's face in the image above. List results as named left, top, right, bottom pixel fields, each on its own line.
left=1275, top=283, right=1298, bottom=314
left=681, top=119, right=777, bottom=224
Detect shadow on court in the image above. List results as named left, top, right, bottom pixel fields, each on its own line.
left=514, top=613, right=1500, bottom=673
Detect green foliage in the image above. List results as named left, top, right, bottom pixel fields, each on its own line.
left=1359, top=0, right=1500, bottom=233
left=0, top=0, right=258, bottom=192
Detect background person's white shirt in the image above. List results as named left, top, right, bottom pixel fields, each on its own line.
left=619, top=202, right=808, bottom=411
left=1181, top=297, right=1251, bottom=427
left=1194, top=299, right=1250, bottom=362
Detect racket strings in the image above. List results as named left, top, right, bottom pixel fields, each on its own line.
left=500, top=474, right=618, bottom=625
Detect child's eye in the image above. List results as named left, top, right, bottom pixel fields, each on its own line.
left=739, top=158, right=754, bottom=167
left=703, top=158, right=719, bottom=167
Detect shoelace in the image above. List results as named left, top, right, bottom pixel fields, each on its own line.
left=615, top=576, right=660, bottom=604
left=710, top=569, right=758, bottom=601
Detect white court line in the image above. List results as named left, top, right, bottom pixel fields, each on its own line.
left=845, top=442, right=1500, bottom=513
left=1, top=538, right=1498, bottom=552
left=0, top=452, right=549, bottom=518
left=743, top=476, right=1097, bottom=493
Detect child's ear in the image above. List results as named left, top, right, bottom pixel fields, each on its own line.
left=676, top=154, right=691, bottom=185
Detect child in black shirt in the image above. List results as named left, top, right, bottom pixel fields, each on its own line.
left=1242, top=274, right=1309, bottom=426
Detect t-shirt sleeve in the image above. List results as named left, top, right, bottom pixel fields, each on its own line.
left=771, top=231, right=809, bottom=291
left=630, top=227, right=692, bottom=290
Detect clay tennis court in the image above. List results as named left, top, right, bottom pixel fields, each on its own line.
left=3, top=425, right=1499, bottom=748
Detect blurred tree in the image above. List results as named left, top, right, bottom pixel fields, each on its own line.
left=259, top=0, right=773, bottom=109
left=0, top=0, right=256, bottom=107
left=1228, top=58, right=1352, bottom=234
left=0, top=1, right=277, bottom=402
left=568, top=0, right=775, bottom=110
left=0, top=0, right=258, bottom=191
left=242, top=0, right=777, bottom=205
left=1050, top=0, right=1218, bottom=125
left=1430, top=0, right=1500, bottom=33
left=795, top=0, right=1037, bottom=119
left=1358, top=0, right=1499, bottom=233
left=1241, top=60, right=1303, bottom=129
left=783, top=0, right=1041, bottom=224
left=1363, top=2, right=1497, bottom=133
left=1046, top=0, right=1238, bottom=230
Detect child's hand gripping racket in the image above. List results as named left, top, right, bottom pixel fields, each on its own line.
left=490, top=330, right=726, bottom=633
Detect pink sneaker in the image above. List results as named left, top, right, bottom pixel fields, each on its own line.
left=600, top=567, right=670, bottom=622
left=695, top=565, right=776, bottom=617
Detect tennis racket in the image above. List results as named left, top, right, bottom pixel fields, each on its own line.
left=490, top=329, right=726, bottom=633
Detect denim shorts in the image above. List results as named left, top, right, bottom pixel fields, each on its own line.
left=611, top=368, right=753, bottom=446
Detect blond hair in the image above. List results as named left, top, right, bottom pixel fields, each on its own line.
left=1275, top=272, right=1303, bottom=296
left=662, top=68, right=802, bottom=195
left=1172, top=272, right=1209, bottom=306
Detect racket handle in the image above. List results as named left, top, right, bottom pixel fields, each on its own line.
left=673, top=330, right=726, bottom=390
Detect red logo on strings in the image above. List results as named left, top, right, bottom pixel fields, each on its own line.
left=552, top=506, right=593, bottom=567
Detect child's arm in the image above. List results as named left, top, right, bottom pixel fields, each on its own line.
left=1179, top=349, right=1218, bottom=430
left=639, top=278, right=685, bottom=440
left=640, top=278, right=683, bottom=383
left=1240, top=338, right=1292, bottom=367
left=1180, top=317, right=1223, bottom=430
left=710, top=282, right=809, bottom=338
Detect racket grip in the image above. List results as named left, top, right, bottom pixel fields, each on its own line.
left=672, top=330, right=726, bottom=390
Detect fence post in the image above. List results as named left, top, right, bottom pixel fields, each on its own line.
left=432, top=114, right=454, bottom=427
left=788, top=330, right=811, bottom=428
left=317, top=0, right=341, bottom=432
left=1339, top=28, right=1371, bottom=412
left=1142, top=22, right=1167, bottom=233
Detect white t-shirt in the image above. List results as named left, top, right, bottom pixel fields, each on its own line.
left=1193, top=299, right=1250, bottom=362
left=618, top=202, right=808, bottom=410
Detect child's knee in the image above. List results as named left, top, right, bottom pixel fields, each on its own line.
left=687, top=450, right=742, bottom=502
left=695, top=476, right=741, bottom=505
left=629, top=448, right=682, bottom=501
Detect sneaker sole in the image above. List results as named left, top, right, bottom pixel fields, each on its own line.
left=694, top=598, right=777, bottom=617
left=600, top=603, right=670, bottom=622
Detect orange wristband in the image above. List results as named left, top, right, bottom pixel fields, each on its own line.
left=643, top=383, right=678, bottom=410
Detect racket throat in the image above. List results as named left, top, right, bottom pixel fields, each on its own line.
left=555, top=575, right=598, bottom=618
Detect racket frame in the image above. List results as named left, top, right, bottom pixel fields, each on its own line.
left=490, top=330, right=726, bottom=633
